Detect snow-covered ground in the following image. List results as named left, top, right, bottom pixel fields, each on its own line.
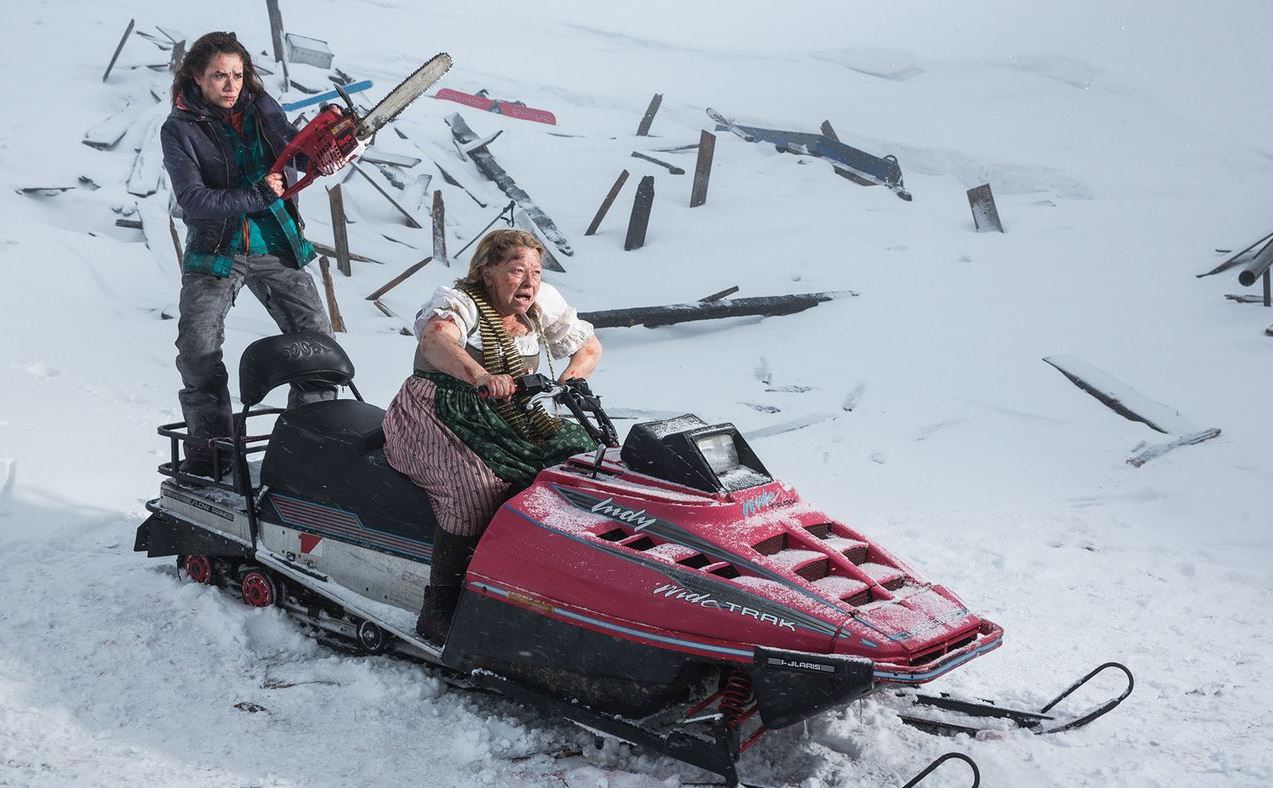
left=3, top=1, right=1273, bottom=785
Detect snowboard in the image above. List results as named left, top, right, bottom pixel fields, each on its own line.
left=435, top=88, right=557, bottom=125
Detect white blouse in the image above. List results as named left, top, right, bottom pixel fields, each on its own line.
left=414, top=282, right=595, bottom=360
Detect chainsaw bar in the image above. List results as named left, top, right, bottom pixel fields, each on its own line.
left=360, top=52, right=453, bottom=137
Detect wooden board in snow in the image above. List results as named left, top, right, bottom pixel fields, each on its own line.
left=1043, top=355, right=1200, bottom=434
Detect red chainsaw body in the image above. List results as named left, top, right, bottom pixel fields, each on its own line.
left=269, top=105, right=363, bottom=200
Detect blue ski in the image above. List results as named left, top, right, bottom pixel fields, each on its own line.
left=281, top=80, right=374, bottom=113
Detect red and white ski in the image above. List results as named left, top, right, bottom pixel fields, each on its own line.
left=435, top=88, right=557, bottom=125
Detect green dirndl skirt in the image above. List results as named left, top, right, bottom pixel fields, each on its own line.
left=415, top=371, right=596, bottom=489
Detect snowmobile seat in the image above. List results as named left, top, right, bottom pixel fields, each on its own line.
left=238, top=332, right=356, bottom=408
left=259, top=400, right=439, bottom=546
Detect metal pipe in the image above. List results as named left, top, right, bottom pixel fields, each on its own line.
left=1237, top=237, right=1273, bottom=286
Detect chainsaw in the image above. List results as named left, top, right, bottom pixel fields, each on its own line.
left=269, top=52, right=452, bottom=200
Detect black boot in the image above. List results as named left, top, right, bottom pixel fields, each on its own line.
left=416, top=530, right=480, bottom=645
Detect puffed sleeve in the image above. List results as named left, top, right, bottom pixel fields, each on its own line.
left=414, top=286, right=478, bottom=344
left=535, top=282, right=595, bottom=359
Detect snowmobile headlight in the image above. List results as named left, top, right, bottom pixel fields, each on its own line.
left=695, top=432, right=739, bottom=475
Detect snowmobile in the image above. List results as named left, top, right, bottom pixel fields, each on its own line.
left=135, top=332, right=1132, bottom=787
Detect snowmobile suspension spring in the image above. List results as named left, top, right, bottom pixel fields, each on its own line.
left=719, top=669, right=755, bottom=728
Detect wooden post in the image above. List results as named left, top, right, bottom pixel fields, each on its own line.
left=585, top=170, right=629, bottom=236
left=690, top=130, right=716, bottom=208
left=102, top=19, right=135, bottom=82
left=625, top=175, right=655, bottom=251
left=431, top=190, right=449, bottom=267
left=167, top=216, right=183, bottom=269
left=318, top=256, right=346, bottom=332
left=636, top=93, right=663, bottom=137
left=366, top=257, right=432, bottom=301
left=265, top=0, right=286, bottom=63
left=168, top=40, right=185, bottom=73
left=967, top=184, right=1004, bottom=233
left=327, top=184, right=352, bottom=276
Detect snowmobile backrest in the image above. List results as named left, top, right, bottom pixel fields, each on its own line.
left=238, top=332, right=355, bottom=407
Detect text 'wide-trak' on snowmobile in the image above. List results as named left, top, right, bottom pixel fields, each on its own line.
left=135, top=332, right=1132, bottom=787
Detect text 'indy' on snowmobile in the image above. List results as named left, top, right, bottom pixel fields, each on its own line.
left=135, top=332, right=1132, bottom=787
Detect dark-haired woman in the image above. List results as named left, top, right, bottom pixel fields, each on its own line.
left=161, top=31, right=332, bottom=478
left=382, top=228, right=602, bottom=643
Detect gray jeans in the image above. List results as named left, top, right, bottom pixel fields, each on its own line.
left=176, top=253, right=333, bottom=461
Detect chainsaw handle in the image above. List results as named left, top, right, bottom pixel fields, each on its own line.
left=269, top=105, right=347, bottom=201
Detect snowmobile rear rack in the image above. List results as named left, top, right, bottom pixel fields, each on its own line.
left=895, top=661, right=1134, bottom=737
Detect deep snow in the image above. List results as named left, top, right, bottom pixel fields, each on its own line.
left=2, top=1, right=1273, bottom=786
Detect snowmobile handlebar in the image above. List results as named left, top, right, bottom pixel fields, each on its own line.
left=478, top=374, right=619, bottom=449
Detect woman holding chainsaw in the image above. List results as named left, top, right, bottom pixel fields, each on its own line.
left=161, top=31, right=337, bottom=479
left=381, top=228, right=603, bottom=644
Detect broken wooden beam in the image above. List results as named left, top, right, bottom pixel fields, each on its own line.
left=115, top=218, right=143, bottom=229
left=361, top=148, right=421, bottom=168
left=711, top=109, right=911, bottom=201
left=690, top=130, right=716, bottom=208
left=699, top=285, right=739, bottom=302
left=585, top=169, right=629, bottom=236
left=103, top=19, right=135, bottom=82
left=580, top=291, right=849, bottom=329
left=1127, top=428, right=1221, bottom=468
left=318, top=256, right=346, bottom=332
left=168, top=216, right=183, bottom=266
left=431, top=190, right=449, bottom=267
left=327, top=184, right=352, bottom=276
left=631, top=151, right=683, bottom=175
left=624, top=175, right=655, bottom=252
left=311, top=242, right=382, bottom=265
left=366, top=257, right=432, bottom=301
left=1043, top=355, right=1200, bottom=434
left=444, top=113, right=571, bottom=254
left=636, top=93, right=663, bottom=137
left=967, top=184, right=1004, bottom=233
left=84, top=101, right=144, bottom=150
left=266, top=0, right=286, bottom=62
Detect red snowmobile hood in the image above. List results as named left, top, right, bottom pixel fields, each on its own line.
left=471, top=452, right=1001, bottom=680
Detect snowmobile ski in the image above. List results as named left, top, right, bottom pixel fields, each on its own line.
left=894, top=662, right=1134, bottom=736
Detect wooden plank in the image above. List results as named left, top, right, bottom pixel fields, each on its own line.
left=327, top=184, right=352, bottom=276
left=630, top=151, right=684, bottom=175
left=318, top=256, right=346, bottom=333
left=624, top=175, right=655, bottom=251
left=402, top=173, right=433, bottom=214
left=312, top=242, right=382, bottom=265
left=393, top=127, right=489, bottom=208
left=361, top=148, right=422, bottom=168
left=349, top=163, right=422, bottom=227
left=967, top=183, right=1004, bottom=233
left=431, top=190, right=449, bottom=267
left=444, top=113, right=571, bottom=254
left=580, top=291, right=849, bottom=329
left=689, top=130, right=716, bottom=208
left=102, top=19, right=135, bottom=82
left=636, top=93, right=663, bottom=136
left=1127, top=428, right=1221, bottom=468
left=1043, top=356, right=1199, bottom=434
left=514, top=209, right=565, bottom=273
left=114, top=218, right=143, bottom=229
left=83, top=101, right=143, bottom=150
left=266, top=0, right=286, bottom=63
left=366, top=257, right=432, bottom=301
left=167, top=40, right=185, bottom=73
left=126, top=114, right=164, bottom=197
left=699, top=285, right=738, bottom=302
left=585, top=170, right=629, bottom=236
